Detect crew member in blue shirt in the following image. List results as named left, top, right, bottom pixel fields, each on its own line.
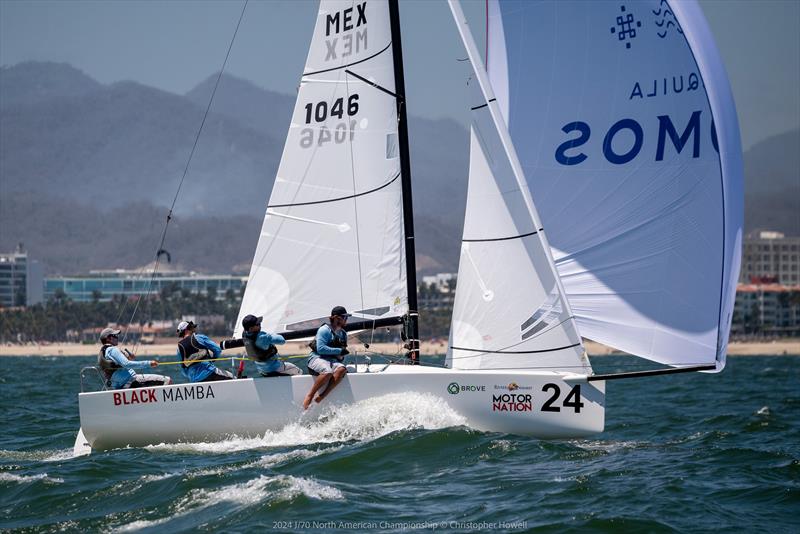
left=303, top=306, right=350, bottom=410
left=241, top=314, right=302, bottom=377
left=176, top=321, right=234, bottom=382
left=98, top=327, right=171, bottom=389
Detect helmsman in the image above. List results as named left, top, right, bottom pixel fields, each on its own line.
left=98, top=327, right=171, bottom=389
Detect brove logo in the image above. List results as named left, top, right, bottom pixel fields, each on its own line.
left=448, top=383, right=487, bottom=394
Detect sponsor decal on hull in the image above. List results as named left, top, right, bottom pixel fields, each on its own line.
left=492, top=393, right=533, bottom=412
left=112, top=385, right=215, bottom=406
left=494, top=383, right=533, bottom=392
left=447, top=382, right=486, bottom=394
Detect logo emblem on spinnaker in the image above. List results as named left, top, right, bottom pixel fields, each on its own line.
left=447, top=382, right=460, bottom=395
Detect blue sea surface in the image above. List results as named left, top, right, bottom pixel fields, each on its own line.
left=0, top=355, right=797, bottom=532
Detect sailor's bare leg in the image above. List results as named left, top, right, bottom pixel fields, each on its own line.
left=315, top=366, right=347, bottom=403
left=304, top=374, right=332, bottom=410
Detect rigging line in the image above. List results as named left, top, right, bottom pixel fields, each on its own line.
left=462, top=228, right=542, bottom=243
left=121, top=254, right=162, bottom=346
left=167, top=0, right=248, bottom=216
left=450, top=342, right=582, bottom=355
left=344, top=67, right=401, bottom=346
left=267, top=172, right=400, bottom=208
left=115, top=261, right=154, bottom=328
left=344, top=70, right=367, bottom=319
left=121, top=0, right=249, bottom=338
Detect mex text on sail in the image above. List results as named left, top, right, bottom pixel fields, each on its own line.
left=324, top=2, right=368, bottom=61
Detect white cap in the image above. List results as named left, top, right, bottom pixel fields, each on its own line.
left=176, top=320, right=196, bottom=334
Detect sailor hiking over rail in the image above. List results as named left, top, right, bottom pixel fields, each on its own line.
left=303, top=306, right=351, bottom=410
left=98, top=327, right=171, bottom=389
left=241, top=314, right=302, bottom=377
left=176, top=321, right=235, bottom=382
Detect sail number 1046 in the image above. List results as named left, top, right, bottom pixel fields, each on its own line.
left=303, top=94, right=359, bottom=123
left=299, top=94, right=360, bottom=149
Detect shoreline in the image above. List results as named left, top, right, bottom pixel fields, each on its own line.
left=0, top=339, right=798, bottom=357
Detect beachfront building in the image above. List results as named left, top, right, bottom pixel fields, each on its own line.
left=418, top=274, right=457, bottom=341
left=44, top=269, right=246, bottom=303
left=0, top=245, right=44, bottom=307
left=731, top=283, right=800, bottom=338
left=419, top=273, right=456, bottom=310
left=740, top=231, right=800, bottom=285
left=421, top=273, right=457, bottom=293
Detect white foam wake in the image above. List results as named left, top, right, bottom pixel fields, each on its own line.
left=260, top=392, right=466, bottom=447
left=145, top=392, right=465, bottom=454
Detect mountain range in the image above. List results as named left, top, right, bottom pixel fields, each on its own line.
left=0, top=61, right=798, bottom=276
left=0, top=62, right=465, bottom=275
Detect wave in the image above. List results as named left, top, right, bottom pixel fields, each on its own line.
left=255, top=446, right=342, bottom=468
left=0, top=448, right=73, bottom=463
left=138, top=472, right=180, bottom=483
left=570, top=440, right=648, bottom=453
left=0, top=472, right=64, bottom=484
left=112, top=474, right=341, bottom=533
left=178, top=474, right=343, bottom=508
left=114, top=517, right=170, bottom=533
left=145, top=392, right=465, bottom=454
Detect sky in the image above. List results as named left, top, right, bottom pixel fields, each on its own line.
left=1, top=0, right=799, bottom=150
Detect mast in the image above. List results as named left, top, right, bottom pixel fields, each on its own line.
left=388, top=0, right=419, bottom=363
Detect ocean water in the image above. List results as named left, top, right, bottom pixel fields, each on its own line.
left=0, top=355, right=797, bottom=533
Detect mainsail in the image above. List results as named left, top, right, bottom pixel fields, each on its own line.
left=236, top=0, right=407, bottom=336
left=447, top=1, right=591, bottom=374
left=486, top=0, right=743, bottom=370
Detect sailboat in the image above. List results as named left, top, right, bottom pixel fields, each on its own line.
left=74, top=0, right=741, bottom=454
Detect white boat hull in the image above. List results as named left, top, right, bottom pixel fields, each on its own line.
left=77, top=365, right=605, bottom=451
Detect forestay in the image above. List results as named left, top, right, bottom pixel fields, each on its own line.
left=487, top=0, right=742, bottom=370
left=236, top=0, right=407, bottom=336
left=446, top=0, right=591, bottom=374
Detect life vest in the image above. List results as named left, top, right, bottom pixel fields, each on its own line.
left=97, top=344, right=121, bottom=384
left=308, top=324, right=347, bottom=361
left=242, top=332, right=278, bottom=362
left=178, top=334, right=211, bottom=368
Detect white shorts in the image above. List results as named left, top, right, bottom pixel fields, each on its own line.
left=307, top=356, right=346, bottom=375
left=128, top=374, right=171, bottom=388
left=259, top=360, right=303, bottom=377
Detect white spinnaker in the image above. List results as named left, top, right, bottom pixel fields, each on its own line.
left=447, top=1, right=591, bottom=374
left=236, top=0, right=407, bottom=336
left=487, top=0, right=743, bottom=370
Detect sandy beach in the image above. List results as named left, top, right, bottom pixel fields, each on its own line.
left=1, top=339, right=797, bottom=357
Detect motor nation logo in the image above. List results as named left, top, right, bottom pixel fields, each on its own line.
left=492, top=392, right=533, bottom=412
